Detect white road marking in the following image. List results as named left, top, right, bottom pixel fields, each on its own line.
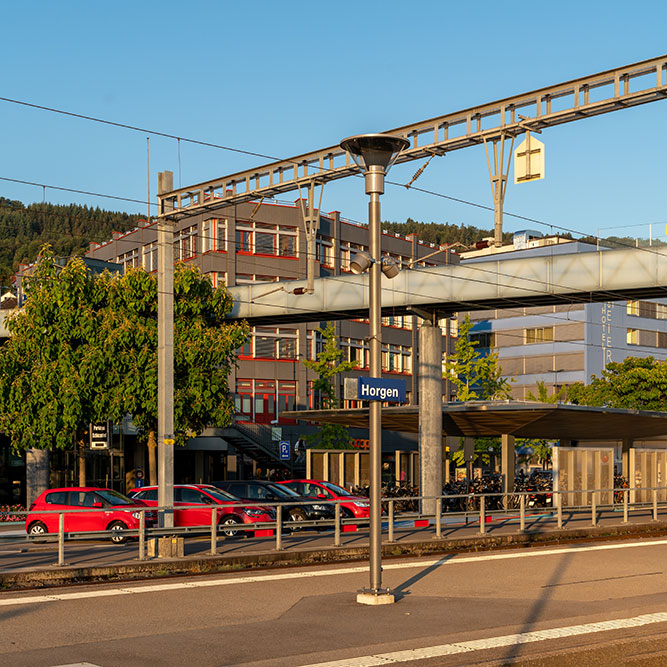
left=50, top=663, right=102, bottom=667
left=297, top=612, right=667, bottom=666
left=2, top=537, right=667, bottom=607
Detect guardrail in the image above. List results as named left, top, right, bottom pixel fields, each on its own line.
left=0, top=485, right=664, bottom=569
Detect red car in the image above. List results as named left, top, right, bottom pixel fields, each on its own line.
left=26, top=487, right=155, bottom=544
left=277, top=480, right=370, bottom=518
left=128, top=484, right=275, bottom=536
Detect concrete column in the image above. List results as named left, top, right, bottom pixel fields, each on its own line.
left=26, top=448, right=49, bottom=507
left=622, top=439, right=633, bottom=480
left=501, top=434, right=515, bottom=496
left=419, top=317, right=442, bottom=514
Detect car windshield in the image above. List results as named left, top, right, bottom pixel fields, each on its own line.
left=321, top=481, right=354, bottom=497
left=96, top=489, right=135, bottom=506
left=200, top=487, right=236, bottom=502
left=266, top=483, right=299, bottom=498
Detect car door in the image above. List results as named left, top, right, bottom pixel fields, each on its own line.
left=68, top=491, right=106, bottom=533
left=174, top=487, right=210, bottom=526
left=40, top=491, right=69, bottom=532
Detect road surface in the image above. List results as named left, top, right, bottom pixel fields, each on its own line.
left=3, top=536, right=667, bottom=665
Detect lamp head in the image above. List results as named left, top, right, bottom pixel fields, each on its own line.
left=339, top=133, right=410, bottom=173
left=350, top=250, right=373, bottom=275
left=380, top=256, right=400, bottom=279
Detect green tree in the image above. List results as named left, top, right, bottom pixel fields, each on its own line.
left=302, top=322, right=358, bottom=449
left=0, top=251, right=249, bottom=485
left=525, top=380, right=568, bottom=404
left=567, top=357, right=667, bottom=410
left=445, top=314, right=512, bottom=401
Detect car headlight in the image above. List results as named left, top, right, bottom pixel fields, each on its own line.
left=244, top=508, right=264, bottom=517
left=353, top=502, right=369, bottom=508
left=311, top=505, right=327, bottom=511
left=131, top=511, right=141, bottom=519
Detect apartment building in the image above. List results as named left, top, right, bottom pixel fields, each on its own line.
left=461, top=233, right=667, bottom=398
left=84, top=197, right=456, bottom=484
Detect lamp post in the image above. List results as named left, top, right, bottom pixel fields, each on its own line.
left=340, top=133, right=409, bottom=605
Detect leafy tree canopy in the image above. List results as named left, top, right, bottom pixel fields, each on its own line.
left=445, top=314, right=512, bottom=402
left=0, top=250, right=249, bottom=468
left=566, top=356, right=667, bottom=411
left=302, top=322, right=357, bottom=449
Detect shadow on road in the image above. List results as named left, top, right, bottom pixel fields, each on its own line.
left=392, top=555, right=455, bottom=601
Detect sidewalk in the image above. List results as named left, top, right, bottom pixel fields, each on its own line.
left=2, top=506, right=666, bottom=590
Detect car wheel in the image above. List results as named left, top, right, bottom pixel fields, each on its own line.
left=108, top=521, right=129, bottom=544
left=288, top=508, right=307, bottom=531
left=341, top=507, right=354, bottom=519
left=28, top=521, right=48, bottom=542
left=219, top=515, right=242, bottom=538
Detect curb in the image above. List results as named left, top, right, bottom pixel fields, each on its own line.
left=2, top=520, right=667, bottom=590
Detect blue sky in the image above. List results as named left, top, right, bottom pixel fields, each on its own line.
left=2, top=0, right=667, bottom=242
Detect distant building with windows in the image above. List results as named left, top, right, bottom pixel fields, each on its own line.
left=84, top=197, right=457, bottom=487
left=461, top=234, right=667, bottom=399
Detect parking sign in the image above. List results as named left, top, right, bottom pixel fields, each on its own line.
left=279, top=441, right=290, bottom=460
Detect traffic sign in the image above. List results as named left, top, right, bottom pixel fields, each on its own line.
left=279, top=441, right=291, bottom=460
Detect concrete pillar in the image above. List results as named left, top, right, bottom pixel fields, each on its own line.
left=501, top=434, right=515, bottom=496
left=419, top=318, right=442, bottom=514
left=26, top=448, right=49, bottom=507
left=622, top=439, right=633, bottom=480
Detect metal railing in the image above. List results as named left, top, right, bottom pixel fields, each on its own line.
left=2, top=484, right=666, bottom=569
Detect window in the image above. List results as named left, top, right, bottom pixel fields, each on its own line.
left=469, top=332, right=495, bottom=347
left=176, top=488, right=206, bottom=504
left=525, top=327, right=554, bottom=344
left=175, top=225, right=198, bottom=260
left=627, top=300, right=640, bottom=316
left=142, top=242, right=158, bottom=272
left=627, top=329, right=639, bottom=345
left=216, top=219, right=227, bottom=251
left=117, top=249, right=140, bottom=271
left=45, top=492, right=67, bottom=505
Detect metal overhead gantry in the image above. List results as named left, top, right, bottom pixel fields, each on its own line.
left=153, top=55, right=667, bottom=560
left=157, top=55, right=667, bottom=219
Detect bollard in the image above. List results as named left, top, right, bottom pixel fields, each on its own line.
left=139, top=510, right=145, bottom=560
left=434, top=497, right=442, bottom=539
left=591, top=492, right=597, bottom=527
left=275, top=505, right=283, bottom=551
left=653, top=489, right=658, bottom=522
left=334, top=502, right=341, bottom=547
left=623, top=489, right=629, bottom=524
left=479, top=496, right=486, bottom=535
left=557, top=492, right=563, bottom=529
left=519, top=494, right=525, bottom=533
left=388, top=499, right=394, bottom=543
left=58, top=512, right=65, bottom=567
left=210, top=507, right=216, bottom=556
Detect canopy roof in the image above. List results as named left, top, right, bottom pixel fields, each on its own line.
left=284, top=401, right=667, bottom=440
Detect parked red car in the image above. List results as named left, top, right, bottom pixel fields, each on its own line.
left=26, top=487, right=155, bottom=543
left=277, top=479, right=370, bottom=518
left=128, top=484, right=275, bottom=536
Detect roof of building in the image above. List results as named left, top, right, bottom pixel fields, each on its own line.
left=283, top=401, right=667, bottom=440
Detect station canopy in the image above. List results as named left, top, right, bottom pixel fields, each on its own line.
left=283, top=401, right=667, bottom=441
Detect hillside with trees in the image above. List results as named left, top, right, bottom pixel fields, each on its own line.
left=382, top=218, right=512, bottom=247
left=0, top=197, right=144, bottom=286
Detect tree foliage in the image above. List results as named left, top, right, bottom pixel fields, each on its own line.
left=302, top=322, right=358, bottom=449
left=0, top=251, right=249, bottom=475
left=525, top=380, right=568, bottom=404
left=445, top=315, right=512, bottom=401
left=381, top=218, right=513, bottom=247
left=0, top=197, right=143, bottom=286
left=566, top=356, right=667, bottom=410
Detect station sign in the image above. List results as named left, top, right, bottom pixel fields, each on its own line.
left=357, top=377, right=406, bottom=403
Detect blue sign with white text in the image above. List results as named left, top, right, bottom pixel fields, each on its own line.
left=279, top=441, right=291, bottom=460
left=358, top=377, right=406, bottom=403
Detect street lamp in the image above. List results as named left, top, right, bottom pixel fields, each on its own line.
left=340, top=133, right=409, bottom=605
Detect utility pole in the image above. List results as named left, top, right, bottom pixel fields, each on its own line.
left=297, top=180, right=324, bottom=293
left=157, top=170, right=175, bottom=528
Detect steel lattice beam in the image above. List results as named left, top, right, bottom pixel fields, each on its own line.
left=158, top=55, right=667, bottom=220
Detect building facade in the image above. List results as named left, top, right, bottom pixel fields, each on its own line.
left=462, top=234, right=667, bottom=399
left=84, top=197, right=456, bottom=487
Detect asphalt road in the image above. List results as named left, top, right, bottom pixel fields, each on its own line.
left=3, top=537, right=667, bottom=666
